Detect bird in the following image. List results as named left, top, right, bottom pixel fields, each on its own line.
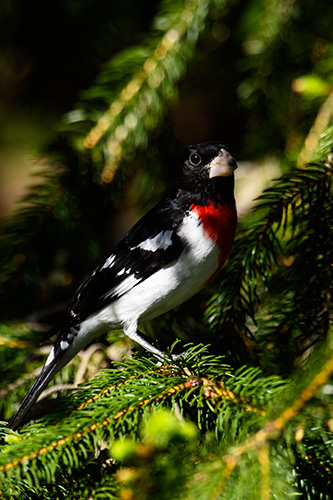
left=8, top=141, right=238, bottom=429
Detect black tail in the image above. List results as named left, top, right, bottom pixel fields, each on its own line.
left=8, top=358, right=59, bottom=429
left=8, top=341, right=75, bottom=429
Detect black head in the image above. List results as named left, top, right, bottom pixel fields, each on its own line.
left=178, top=141, right=238, bottom=197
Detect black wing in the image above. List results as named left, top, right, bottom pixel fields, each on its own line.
left=67, top=195, right=188, bottom=322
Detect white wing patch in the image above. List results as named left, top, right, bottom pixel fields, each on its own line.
left=45, top=347, right=55, bottom=366
left=131, top=230, right=173, bottom=252
left=60, top=340, right=70, bottom=350
left=101, top=254, right=116, bottom=270
left=103, top=274, right=139, bottom=300
left=117, top=267, right=132, bottom=277
left=117, top=267, right=126, bottom=276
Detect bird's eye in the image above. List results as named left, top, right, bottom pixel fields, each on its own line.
left=189, top=153, right=201, bottom=166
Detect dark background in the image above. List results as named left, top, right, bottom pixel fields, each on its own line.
left=0, top=0, right=332, bottom=318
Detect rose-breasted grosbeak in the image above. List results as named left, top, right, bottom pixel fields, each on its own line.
left=9, top=141, right=237, bottom=429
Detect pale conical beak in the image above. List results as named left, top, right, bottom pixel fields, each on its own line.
left=209, top=149, right=238, bottom=178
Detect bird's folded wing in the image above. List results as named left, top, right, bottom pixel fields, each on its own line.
left=67, top=197, right=187, bottom=321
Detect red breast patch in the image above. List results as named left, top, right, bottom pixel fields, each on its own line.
left=190, top=201, right=237, bottom=270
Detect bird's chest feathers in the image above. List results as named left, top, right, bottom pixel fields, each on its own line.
left=189, top=201, right=237, bottom=269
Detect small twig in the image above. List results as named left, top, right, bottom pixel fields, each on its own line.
left=75, top=343, right=105, bottom=386
left=258, top=445, right=270, bottom=500
left=0, top=367, right=42, bottom=398
left=37, top=384, right=87, bottom=401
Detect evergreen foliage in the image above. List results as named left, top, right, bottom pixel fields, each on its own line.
left=0, top=0, right=332, bottom=498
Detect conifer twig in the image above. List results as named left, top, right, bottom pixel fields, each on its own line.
left=297, top=90, right=333, bottom=167
left=215, top=355, right=333, bottom=496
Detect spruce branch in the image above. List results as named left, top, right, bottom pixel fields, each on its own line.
left=211, top=349, right=333, bottom=498
left=0, top=348, right=284, bottom=497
